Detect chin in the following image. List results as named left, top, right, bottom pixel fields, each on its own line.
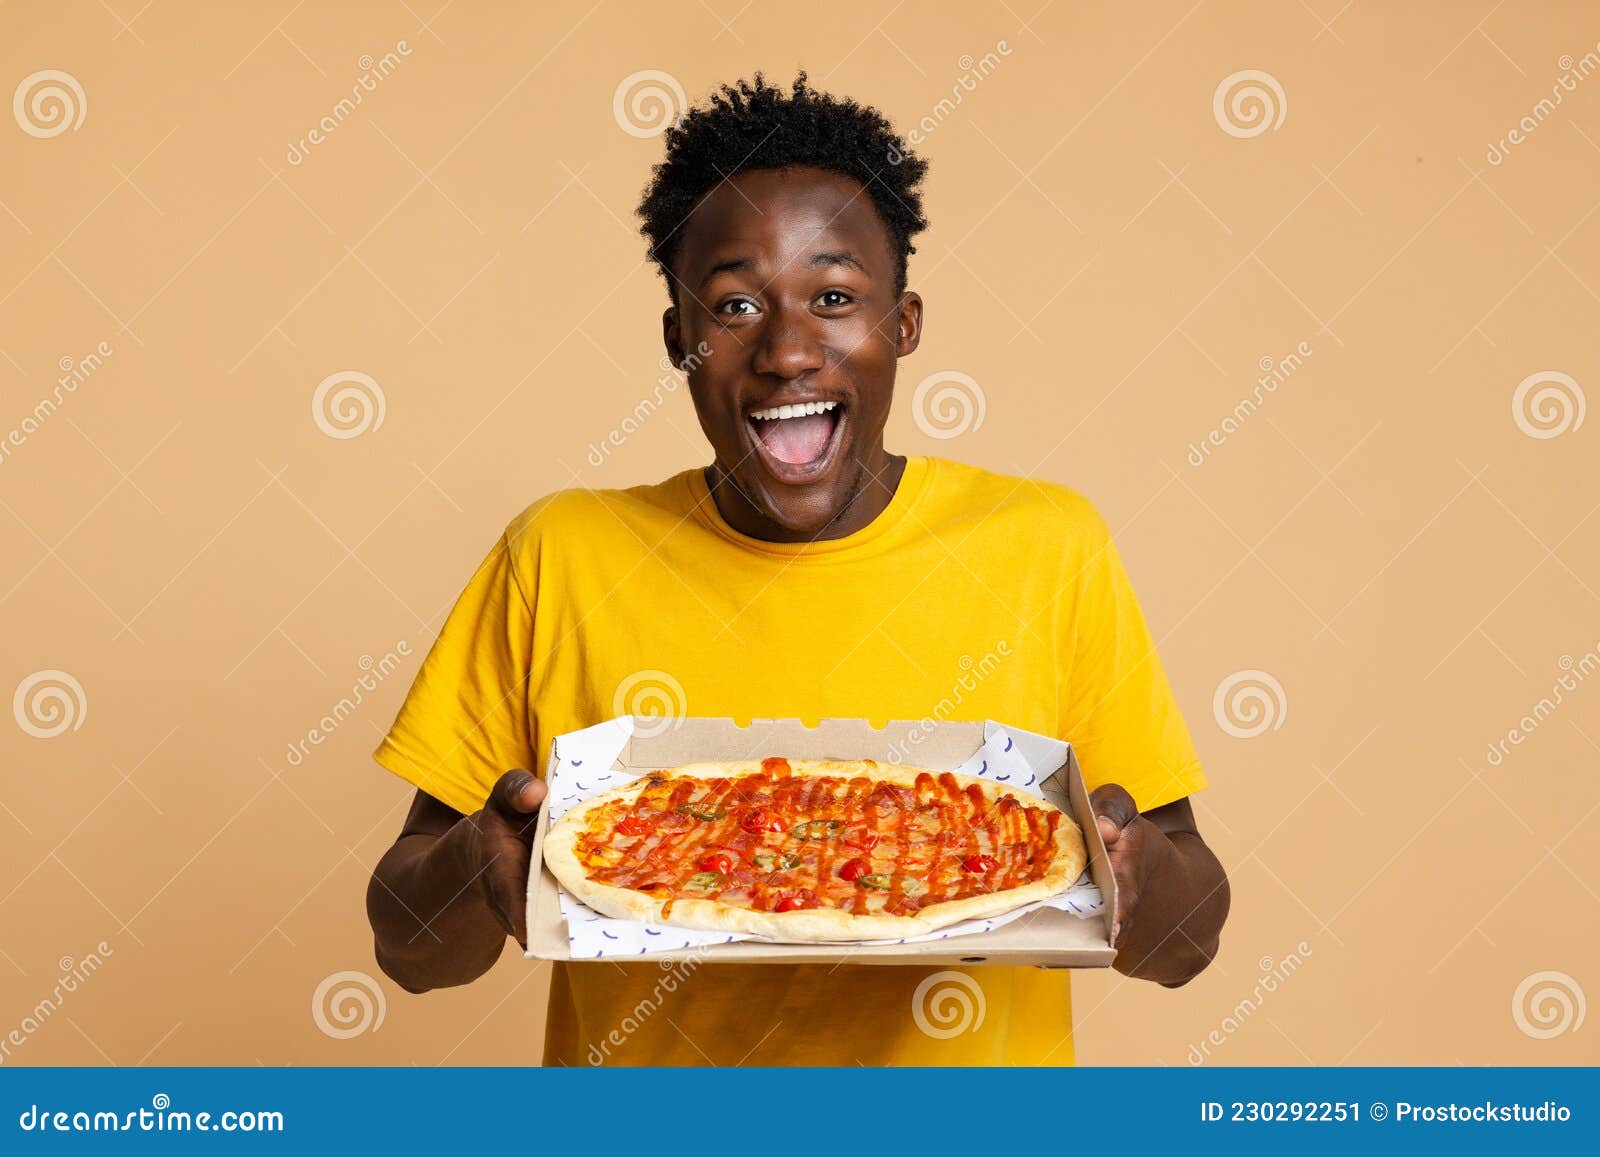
left=745, top=472, right=850, bottom=534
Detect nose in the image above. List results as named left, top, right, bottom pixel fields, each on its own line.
left=750, top=302, right=825, bottom=381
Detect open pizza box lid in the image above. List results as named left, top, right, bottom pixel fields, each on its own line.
left=524, top=717, right=1118, bottom=967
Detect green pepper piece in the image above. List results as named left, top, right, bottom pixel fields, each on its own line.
left=790, top=819, right=843, bottom=840
left=686, top=871, right=722, bottom=889
left=752, top=851, right=800, bottom=871
left=675, top=803, right=728, bottom=822
left=856, top=873, right=893, bottom=890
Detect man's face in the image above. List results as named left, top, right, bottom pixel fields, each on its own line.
left=664, top=166, right=922, bottom=537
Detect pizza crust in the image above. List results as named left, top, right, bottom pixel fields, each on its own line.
left=542, top=759, right=1086, bottom=941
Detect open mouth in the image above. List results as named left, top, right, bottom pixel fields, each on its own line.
left=745, top=399, right=846, bottom=482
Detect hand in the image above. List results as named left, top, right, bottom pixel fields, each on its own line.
left=1090, top=782, right=1170, bottom=949
left=462, top=769, right=547, bottom=948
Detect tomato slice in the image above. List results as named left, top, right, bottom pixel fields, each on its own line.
left=961, top=854, right=998, bottom=874
left=615, top=815, right=652, bottom=837
left=696, top=850, right=736, bottom=875
left=773, top=892, right=817, bottom=912
left=839, top=857, right=872, bottom=882
left=843, top=826, right=879, bottom=851
left=741, top=808, right=784, bottom=834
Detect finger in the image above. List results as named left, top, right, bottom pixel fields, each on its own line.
left=1089, top=783, right=1138, bottom=830
left=484, top=852, right=531, bottom=948
left=1098, top=809, right=1146, bottom=949
left=486, top=851, right=530, bottom=947
left=492, top=769, right=546, bottom=814
left=486, top=770, right=546, bottom=843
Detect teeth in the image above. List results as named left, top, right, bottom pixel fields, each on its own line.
left=749, top=400, right=839, bottom=421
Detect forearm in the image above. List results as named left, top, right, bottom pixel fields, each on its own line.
left=1114, top=831, right=1230, bottom=986
left=367, top=820, right=507, bottom=992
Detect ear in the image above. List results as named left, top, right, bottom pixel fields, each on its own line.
left=662, top=305, right=687, bottom=371
left=894, top=291, right=923, bottom=359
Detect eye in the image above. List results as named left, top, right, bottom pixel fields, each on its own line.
left=816, top=290, right=853, bottom=308
left=716, top=298, right=758, bottom=318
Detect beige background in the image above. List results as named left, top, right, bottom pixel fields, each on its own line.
left=2, top=0, right=1597, bottom=1066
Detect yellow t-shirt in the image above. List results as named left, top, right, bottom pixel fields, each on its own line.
left=374, top=455, right=1207, bottom=1065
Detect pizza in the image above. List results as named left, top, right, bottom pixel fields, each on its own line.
left=542, top=756, right=1085, bottom=941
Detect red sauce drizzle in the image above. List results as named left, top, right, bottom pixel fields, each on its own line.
left=572, top=767, right=1065, bottom=916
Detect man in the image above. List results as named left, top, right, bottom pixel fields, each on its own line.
left=366, top=73, right=1229, bottom=1065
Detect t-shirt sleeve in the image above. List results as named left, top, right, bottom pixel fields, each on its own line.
left=372, top=531, right=537, bottom=816
left=1059, top=508, right=1208, bottom=814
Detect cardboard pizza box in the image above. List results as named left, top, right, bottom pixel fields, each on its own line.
left=523, top=717, right=1118, bottom=967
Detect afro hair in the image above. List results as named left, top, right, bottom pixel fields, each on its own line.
left=635, top=71, right=930, bottom=300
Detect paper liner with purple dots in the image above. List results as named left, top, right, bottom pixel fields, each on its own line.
left=544, top=717, right=1104, bottom=959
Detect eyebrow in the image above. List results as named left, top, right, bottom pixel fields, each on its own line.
left=808, top=250, right=867, bottom=274
left=697, top=249, right=868, bottom=289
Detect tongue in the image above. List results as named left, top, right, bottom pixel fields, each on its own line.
left=757, top=412, right=834, bottom=465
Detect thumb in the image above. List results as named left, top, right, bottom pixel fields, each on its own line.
left=1090, top=783, right=1138, bottom=847
left=487, top=769, right=547, bottom=821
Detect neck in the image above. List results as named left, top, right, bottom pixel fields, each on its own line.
left=705, top=448, right=908, bottom=543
